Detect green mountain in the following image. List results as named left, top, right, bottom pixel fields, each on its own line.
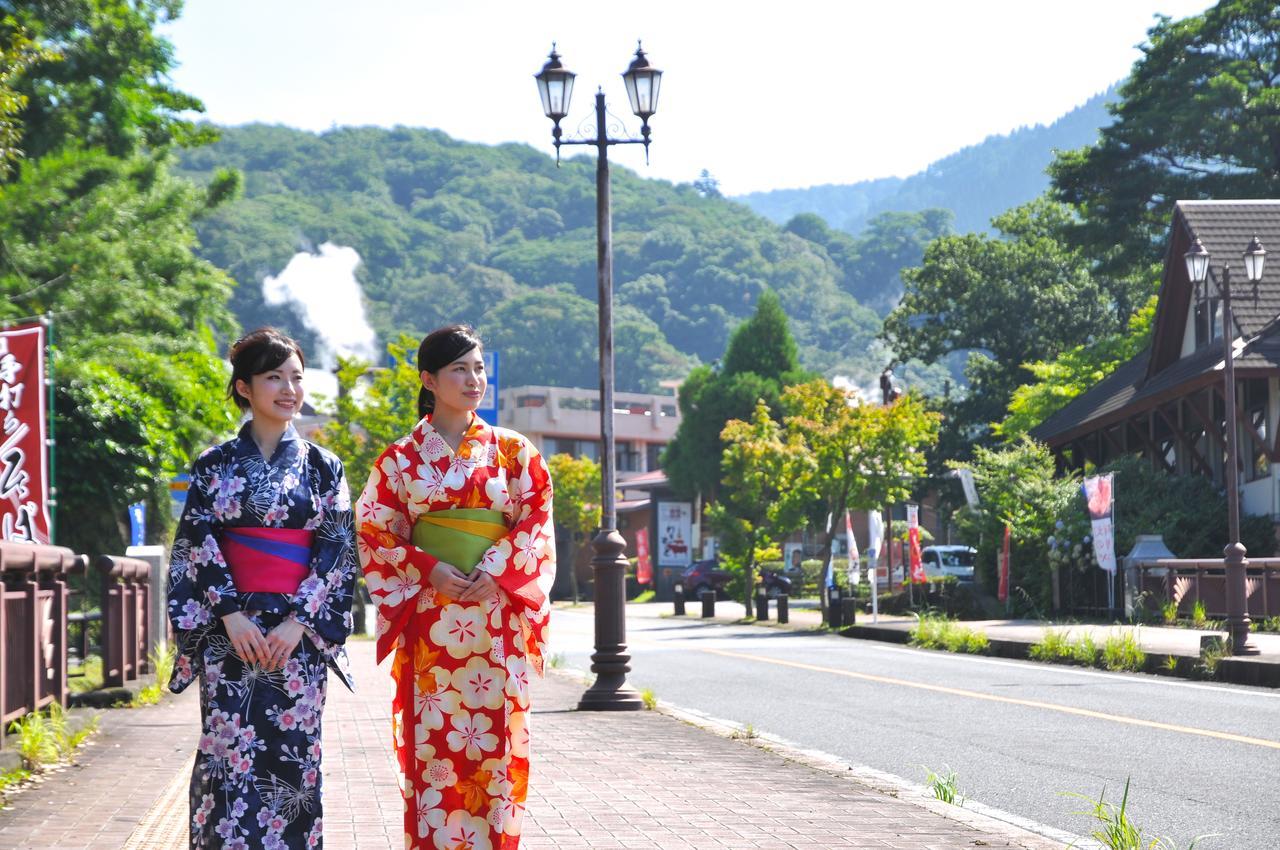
left=736, top=88, right=1115, bottom=234
left=177, top=124, right=888, bottom=392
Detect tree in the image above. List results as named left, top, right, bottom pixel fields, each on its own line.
left=4, top=0, right=214, bottom=161
left=545, top=453, right=601, bottom=603
left=663, top=290, right=811, bottom=501
left=693, top=169, right=721, bottom=198
left=998, top=296, right=1157, bottom=441
left=775, top=381, right=940, bottom=579
left=1050, top=1, right=1280, bottom=278
left=708, top=402, right=811, bottom=611
left=315, top=335, right=422, bottom=486
left=882, top=197, right=1114, bottom=458
left=0, top=18, right=58, bottom=177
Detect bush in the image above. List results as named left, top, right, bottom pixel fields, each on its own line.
left=1101, top=632, right=1146, bottom=672
left=909, top=615, right=988, bottom=654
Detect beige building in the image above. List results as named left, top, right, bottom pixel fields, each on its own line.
left=497, top=384, right=680, bottom=474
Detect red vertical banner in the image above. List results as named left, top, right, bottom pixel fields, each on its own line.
left=998, top=523, right=1011, bottom=603
left=635, top=526, right=652, bottom=585
left=907, top=504, right=926, bottom=583
left=0, top=323, right=51, bottom=544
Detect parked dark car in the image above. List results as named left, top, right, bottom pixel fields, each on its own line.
left=759, top=567, right=793, bottom=598
left=681, top=559, right=732, bottom=599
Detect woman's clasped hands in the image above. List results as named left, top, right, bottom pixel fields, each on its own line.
left=221, top=611, right=305, bottom=671
left=428, top=561, right=499, bottom=603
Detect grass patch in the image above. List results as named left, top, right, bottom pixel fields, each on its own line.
left=923, top=765, right=963, bottom=805
left=68, top=654, right=104, bottom=694
left=628, top=590, right=656, bottom=604
left=1101, top=632, right=1146, bottom=673
left=1067, top=778, right=1206, bottom=849
left=130, top=643, right=176, bottom=707
left=1070, top=633, right=1099, bottom=666
left=1029, top=630, right=1074, bottom=662
left=0, top=766, right=32, bottom=802
left=909, top=615, right=989, bottom=654
left=8, top=702, right=99, bottom=772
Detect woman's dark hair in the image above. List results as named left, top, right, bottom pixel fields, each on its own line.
left=417, top=324, right=483, bottom=418
left=227, top=328, right=305, bottom=410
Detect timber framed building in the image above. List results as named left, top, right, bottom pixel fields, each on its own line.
left=1033, top=201, right=1280, bottom=521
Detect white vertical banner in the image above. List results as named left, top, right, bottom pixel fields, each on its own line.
left=844, top=510, right=860, bottom=584
left=1081, top=474, right=1117, bottom=574
left=656, top=501, right=693, bottom=567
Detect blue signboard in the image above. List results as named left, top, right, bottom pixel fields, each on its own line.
left=477, top=350, right=500, bottom=425
left=128, top=501, right=147, bottom=546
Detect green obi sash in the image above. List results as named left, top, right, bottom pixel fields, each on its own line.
left=411, top=508, right=508, bottom=575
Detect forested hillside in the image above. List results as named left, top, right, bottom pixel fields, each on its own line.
left=737, top=88, right=1114, bottom=234
left=178, top=124, right=910, bottom=392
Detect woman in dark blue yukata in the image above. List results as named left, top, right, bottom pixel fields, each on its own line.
left=167, top=327, right=357, bottom=850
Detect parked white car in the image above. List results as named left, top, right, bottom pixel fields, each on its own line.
left=920, top=545, right=976, bottom=581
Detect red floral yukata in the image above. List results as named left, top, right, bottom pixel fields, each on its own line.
left=356, top=413, right=554, bottom=850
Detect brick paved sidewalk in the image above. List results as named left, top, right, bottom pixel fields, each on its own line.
left=0, top=637, right=1069, bottom=849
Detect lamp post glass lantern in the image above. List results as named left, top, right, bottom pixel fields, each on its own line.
left=1183, top=235, right=1267, bottom=655
left=533, top=43, right=662, bottom=710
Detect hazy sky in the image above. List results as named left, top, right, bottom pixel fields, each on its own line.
left=159, top=1, right=1212, bottom=195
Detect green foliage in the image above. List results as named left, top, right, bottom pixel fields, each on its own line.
left=1028, top=629, right=1074, bottom=662
left=5, top=0, right=214, bottom=161
left=546, top=452, right=601, bottom=603
left=639, top=687, right=658, bottom=710
left=1067, top=778, right=1205, bottom=850
left=710, top=400, right=812, bottom=608
left=951, top=439, right=1079, bottom=612
left=923, top=765, right=964, bottom=806
left=1101, top=632, right=1146, bottom=673
left=315, top=335, right=422, bottom=487
left=1071, top=633, right=1099, bottom=666
left=0, top=16, right=59, bottom=177
left=7, top=702, right=97, bottom=771
left=664, top=291, right=813, bottom=500
left=884, top=197, right=1115, bottom=456
left=178, top=124, right=884, bottom=388
left=908, top=614, right=988, bottom=654
left=130, top=642, right=176, bottom=707
left=1000, top=296, right=1157, bottom=440
left=1051, top=0, right=1280, bottom=280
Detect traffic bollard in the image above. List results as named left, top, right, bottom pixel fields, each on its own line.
left=673, top=581, right=686, bottom=616
left=700, top=589, right=716, bottom=618
left=755, top=591, right=769, bottom=621
left=777, top=594, right=789, bottom=624
left=841, top=597, right=857, bottom=627
left=828, top=586, right=843, bottom=629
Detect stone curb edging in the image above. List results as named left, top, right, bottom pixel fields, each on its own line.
left=546, top=665, right=1092, bottom=850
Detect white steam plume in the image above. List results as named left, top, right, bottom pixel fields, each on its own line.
left=262, top=243, right=379, bottom=368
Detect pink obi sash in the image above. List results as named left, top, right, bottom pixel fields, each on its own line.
left=223, top=527, right=314, bottom=594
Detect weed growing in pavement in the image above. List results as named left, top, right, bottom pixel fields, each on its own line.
left=640, top=688, right=657, bottom=710
left=131, top=644, right=177, bottom=707
left=0, top=766, right=32, bottom=802
left=1066, top=778, right=1207, bottom=849
left=1030, top=630, right=1074, bottom=662
left=1162, top=654, right=1179, bottom=673
left=909, top=615, right=988, bottom=654
left=1101, top=632, right=1146, bottom=673
left=1199, top=637, right=1230, bottom=679
left=1191, top=601, right=1208, bottom=628
left=547, top=653, right=566, bottom=669
left=922, top=765, right=964, bottom=806
left=7, top=703, right=97, bottom=772
left=1070, top=633, right=1099, bottom=666
left=732, top=723, right=758, bottom=740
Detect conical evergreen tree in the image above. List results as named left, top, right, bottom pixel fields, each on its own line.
left=722, top=290, right=798, bottom=380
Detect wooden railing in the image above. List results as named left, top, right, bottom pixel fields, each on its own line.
left=0, top=541, right=86, bottom=740
left=96, top=555, right=153, bottom=688
left=1131, top=558, right=1280, bottom=619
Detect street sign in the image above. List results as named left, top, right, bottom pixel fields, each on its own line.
left=477, top=350, right=500, bottom=426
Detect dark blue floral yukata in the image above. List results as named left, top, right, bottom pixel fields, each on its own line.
left=167, top=422, right=357, bottom=850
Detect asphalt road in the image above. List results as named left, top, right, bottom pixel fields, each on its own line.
left=547, top=606, right=1280, bottom=850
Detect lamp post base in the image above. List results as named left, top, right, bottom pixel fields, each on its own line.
left=577, top=527, right=644, bottom=711
left=1224, top=542, right=1258, bottom=656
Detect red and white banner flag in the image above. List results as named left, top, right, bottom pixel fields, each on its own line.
left=0, top=324, right=51, bottom=544
left=907, top=504, right=926, bottom=583
left=635, top=526, right=653, bottom=585
left=1081, top=473, right=1117, bottom=574
left=998, top=523, right=1011, bottom=602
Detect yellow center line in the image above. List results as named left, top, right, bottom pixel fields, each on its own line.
left=702, top=646, right=1280, bottom=751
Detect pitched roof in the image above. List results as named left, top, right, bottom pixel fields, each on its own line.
left=1033, top=200, right=1280, bottom=445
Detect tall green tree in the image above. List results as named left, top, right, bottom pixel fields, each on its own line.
left=0, top=18, right=58, bottom=177
left=882, top=198, right=1114, bottom=458
left=1050, top=0, right=1280, bottom=278
left=545, top=453, right=601, bottom=603
left=708, top=401, right=811, bottom=610
left=663, top=290, right=811, bottom=502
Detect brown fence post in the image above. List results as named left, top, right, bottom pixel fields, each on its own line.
left=97, top=555, right=152, bottom=688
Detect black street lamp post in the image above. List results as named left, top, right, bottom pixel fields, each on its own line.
left=1184, top=234, right=1267, bottom=655
left=535, top=43, right=662, bottom=710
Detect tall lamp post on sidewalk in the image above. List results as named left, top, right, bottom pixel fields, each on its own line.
left=1184, top=234, right=1266, bottom=655
left=534, top=43, right=662, bottom=710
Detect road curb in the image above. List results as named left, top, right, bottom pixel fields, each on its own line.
left=546, top=665, right=1088, bottom=850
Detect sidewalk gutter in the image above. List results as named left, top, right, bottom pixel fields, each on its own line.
left=549, top=666, right=1090, bottom=850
